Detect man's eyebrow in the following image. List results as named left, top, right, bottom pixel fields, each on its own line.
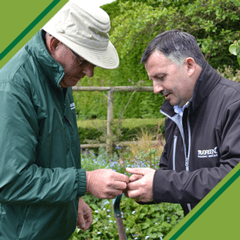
left=150, top=73, right=166, bottom=79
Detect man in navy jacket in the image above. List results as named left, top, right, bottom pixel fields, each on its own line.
left=126, top=30, right=240, bottom=215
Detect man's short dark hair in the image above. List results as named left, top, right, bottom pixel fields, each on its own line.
left=141, top=30, right=206, bottom=67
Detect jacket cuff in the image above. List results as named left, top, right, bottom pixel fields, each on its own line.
left=153, top=169, right=177, bottom=203
left=76, top=169, right=86, bottom=197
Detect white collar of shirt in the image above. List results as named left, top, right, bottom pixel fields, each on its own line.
left=173, top=102, right=189, bottom=117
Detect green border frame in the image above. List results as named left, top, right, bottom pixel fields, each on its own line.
left=1, top=0, right=240, bottom=238
left=0, top=0, right=60, bottom=60
left=169, top=167, right=240, bottom=239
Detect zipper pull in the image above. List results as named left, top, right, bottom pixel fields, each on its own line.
left=185, top=158, right=189, bottom=171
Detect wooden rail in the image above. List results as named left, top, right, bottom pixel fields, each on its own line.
left=72, top=86, right=154, bottom=153
left=72, top=86, right=153, bottom=92
left=80, top=141, right=158, bottom=149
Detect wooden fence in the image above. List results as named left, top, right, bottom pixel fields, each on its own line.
left=72, top=86, right=154, bottom=153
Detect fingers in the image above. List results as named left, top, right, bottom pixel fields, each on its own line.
left=125, top=168, right=155, bottom=202
left=126, top=188, right=141, bottom=200
left=77, top=212, right=92, bottom=231
left=127, top=182, right=153, bottom=202
left=114, top=172, right=129, bottom=184
left=77, top=199, right=93, bottom=231
left=77, top=210, right=85, bottom=229
left=129, top=174, right=143, bottom=182
left=86, top=169, right=129, bottom=199
left=127, top=186, right=153, bottom=202
left=126, top=167, right=151, bottom=175
left=81, top=210, right=93, bottom=230
left=86, top=168, right=155, bottom=200
left=127, top=179, right=143, bottom=196
left=113, top=180, right=127, bottom=190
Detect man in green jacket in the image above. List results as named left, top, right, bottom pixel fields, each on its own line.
left=0, top=1, right=128, bottom=239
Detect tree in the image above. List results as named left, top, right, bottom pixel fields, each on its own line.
left=75, top=0, right=240, bottom=120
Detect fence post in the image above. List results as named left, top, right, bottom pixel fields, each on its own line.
left=72, top=86, right=154, bottom=152
left=107, top=89, right=114, bottom=154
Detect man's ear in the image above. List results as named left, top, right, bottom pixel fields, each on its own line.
left=184, top=57, right=196, bottom=77
left=48, top=36, right=60, bottom=53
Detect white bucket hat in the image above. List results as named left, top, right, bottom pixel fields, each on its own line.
left=42, top=0, right=119, bottom=69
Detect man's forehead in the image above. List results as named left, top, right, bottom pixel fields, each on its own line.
left=146, top=50, right=174, bottom=67
left=145, top=50, right=173, bottom=77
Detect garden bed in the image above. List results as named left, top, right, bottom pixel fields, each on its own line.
left=68, top=145, right=183, bottom=240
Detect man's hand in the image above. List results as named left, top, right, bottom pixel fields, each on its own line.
left=86, top=169, right=129, bottom=199
left=126, top=168, right=156, bottom=202
left=77, top=198, right=93, bottom=231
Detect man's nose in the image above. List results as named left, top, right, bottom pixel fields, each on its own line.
left=83, top=64, right=96, bottom=77
left=153, top=80, right=163, bottom=94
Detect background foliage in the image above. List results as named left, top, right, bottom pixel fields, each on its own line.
left=77, top=118, right=165, bottom=144
left=229, top=39, right=240, bottom=65
left=74, top=0, right=240, bottom=120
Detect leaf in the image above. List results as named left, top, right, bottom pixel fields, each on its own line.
left=238, top=57, right=240, bottom=66
left=229, top=42, right=238, bottom=56
left=236, top=42, right=240, bottom=57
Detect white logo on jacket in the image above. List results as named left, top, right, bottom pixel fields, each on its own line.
left=198, top=147, right=218, bottom=158
left=70, top=102, right=75, bottom=110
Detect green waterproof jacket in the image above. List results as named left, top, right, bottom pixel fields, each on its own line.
left=0, top=30, right=86, bottom=240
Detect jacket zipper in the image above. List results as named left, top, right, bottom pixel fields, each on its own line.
left=160, top=109, right=192, bottom=212
left=173, top=136, right=177, bottom=171
left=163, top=111, right=192, bottom=212
left=64, top=114, right=71, bottom=125
left=61, top=89, right=76, bottom=167
left=186, top=118, right=192, bottom=212
left=185, top=118, right=191, bottom=171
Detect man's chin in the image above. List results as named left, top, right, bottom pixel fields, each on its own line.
left=168, top=100, right=180, bottom=107
left=60, top=79, right=80, bottom=88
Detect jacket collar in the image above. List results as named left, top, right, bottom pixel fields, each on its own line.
left=25, top=30, right=65, bottom=88
left=190, top=62, right=221, bottom=112
left=161, top=62, right=222, bottom=116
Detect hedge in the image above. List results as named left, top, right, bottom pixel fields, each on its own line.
left=77, top=118, right=165, bottom=144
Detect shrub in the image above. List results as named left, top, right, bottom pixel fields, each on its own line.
left=217, top=65, right=240, bottom=83
left=127, top=126, right=165, bottom=169
left=77, top=118, right=165, bottom=144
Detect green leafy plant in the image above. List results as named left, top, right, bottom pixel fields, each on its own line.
left=69, top=195, right=183, bottom=240
left=229, top=40, right=240, bottom=65
left=69, top=146, right=184, bottom=240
